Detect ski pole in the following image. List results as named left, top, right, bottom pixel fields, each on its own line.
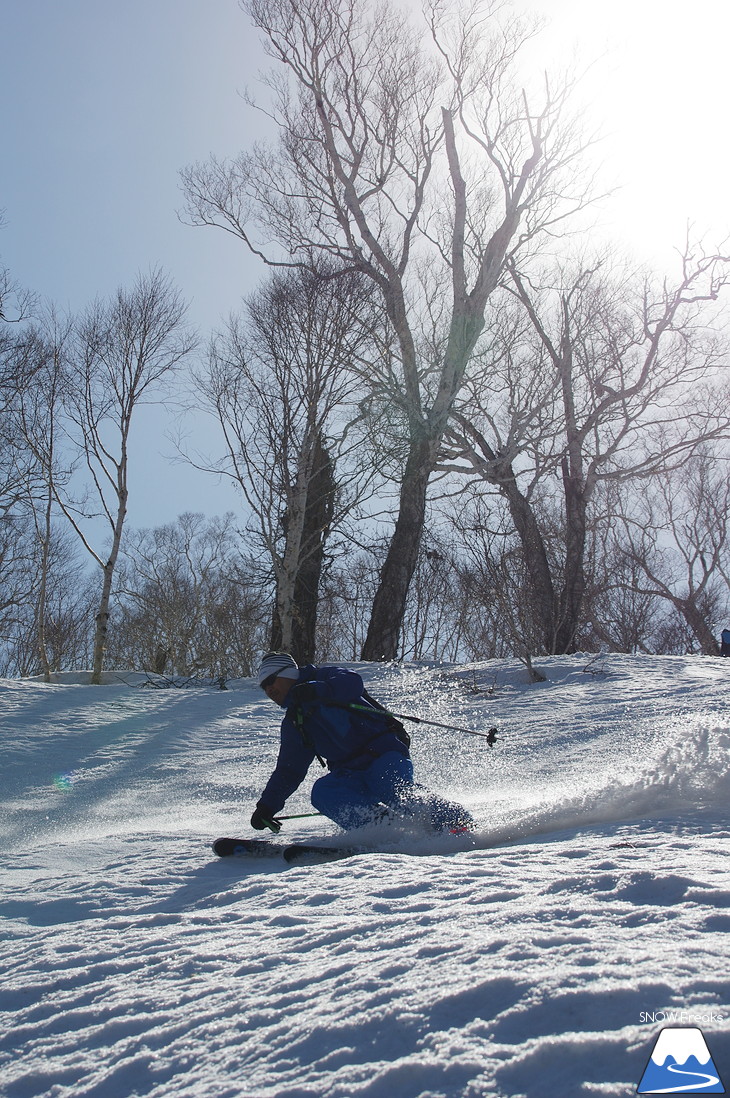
left=256, top=810, right=321, bottom=834
left=277, top=811, right=322, bottom=821
left=344, top=702, right=498, bottom=745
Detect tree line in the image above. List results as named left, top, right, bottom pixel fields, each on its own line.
left=2, top=0, right=729, bottom=680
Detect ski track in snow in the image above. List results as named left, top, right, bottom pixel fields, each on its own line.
left=0, top=654, right=728, bottom=1097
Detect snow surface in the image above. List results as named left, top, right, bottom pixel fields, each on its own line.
left=1, top=653, right=728, bottom=1098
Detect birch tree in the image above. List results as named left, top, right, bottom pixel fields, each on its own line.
left=196, top=265, right=376, bottom=663
left=60, top=270, right=194, bottom=683
left=181, top=0, right=592, bottom=659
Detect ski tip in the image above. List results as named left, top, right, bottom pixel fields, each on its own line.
left=212, top=837, right=240, bottom=857
left=212, top=836, right=284, bottom=858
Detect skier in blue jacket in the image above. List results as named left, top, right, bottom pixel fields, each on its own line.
left=251, top=652, right=474, bottom=834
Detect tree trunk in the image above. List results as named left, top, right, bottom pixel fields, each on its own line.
left=152, top=644, right=170, bottom=675
left=361, top=436, right=435, bottom=660
left=673, top=598, right=721, bottom=655
left=270, top=432, right=336, bottom=664
left=291, top=434, right=335, bottom=663
left=90, top=491, right=127, bottom=684
left=91, top=562, right=114, bottom=684
left=271, top=447, right=310, bottom=655
left=554, top=303, right=588, bottom=656
left=493, top=462, right=560, bottom=654
left=36, top=485, right=54, bottom=682
left=555, top=462, right=588, bottom=654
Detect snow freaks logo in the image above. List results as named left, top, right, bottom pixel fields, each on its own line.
left=637, top=1027, right=726, bottom=1094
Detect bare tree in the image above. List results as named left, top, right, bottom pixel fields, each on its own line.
left=0, top=245, right=36, bottom=328
left=315, top=550, right=379, bottom=661
left=110, top=512, right=268, bottom=677
left=0, top=260, right=42, bottom=664
left=181, top=0, right=594, bottom=659
left=447, top=490, right=548, bottom=676
left=0, top=260, right=39, bottom=520
left=1, top=526, right=94, bottom=678
left=0, top=289, right=92, bottom=678
left=584, top=544, right=661, bottom=654
left=440, top=243, right=730, bottom=653
left=395, top=531, right=468, bottom=661
left=194, top=265, right=378, bottom=663
left=615, top=449, right=730, bottom=654
left=10, top=311, right=77, bottom=679
left=59, top=270, right=195, bottom=683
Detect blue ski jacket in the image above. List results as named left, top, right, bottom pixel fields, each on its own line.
left=258, top=664, right=409, bottom=814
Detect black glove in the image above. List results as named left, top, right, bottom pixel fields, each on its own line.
left=286, top=681, right=319, bottom=708
left=250, top=804, right=283, bottom=833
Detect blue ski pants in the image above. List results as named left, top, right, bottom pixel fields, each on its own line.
left=310, top=751, right=472, bottom=832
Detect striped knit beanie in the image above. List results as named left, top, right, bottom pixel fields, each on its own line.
left=257, top=652, right=299, bottom=686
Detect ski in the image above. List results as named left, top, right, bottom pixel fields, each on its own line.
left=212, top=837, right=282, bottom=858
left=211, top=836, right=361, bottom=864
left=283, top=843, right=359, bottom=864
left=212, top=829, right=475, bottom=864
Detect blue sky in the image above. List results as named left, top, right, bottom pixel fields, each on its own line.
left=1, top=0, right=266, bottom=529
left=2, top=0, right=728, bottom=534
left=1, top=0, right=265, bottom=321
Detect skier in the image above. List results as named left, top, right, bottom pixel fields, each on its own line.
left=721, top=628, right=730, bottom=656
left=251, top=652, right=474, bottom=835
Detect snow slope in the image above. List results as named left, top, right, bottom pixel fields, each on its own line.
left=0, top=654, right=728, bottom=1098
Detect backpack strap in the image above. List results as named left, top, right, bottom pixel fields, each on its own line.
left=359, top=689, right=411, bottom=749
left=292, top=707, right=326, bottom=768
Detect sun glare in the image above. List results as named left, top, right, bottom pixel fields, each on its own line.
left=528, top=0, right=730, bottom=264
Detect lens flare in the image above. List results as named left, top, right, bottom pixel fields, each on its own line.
left=52, top=772, right=75, bottom=792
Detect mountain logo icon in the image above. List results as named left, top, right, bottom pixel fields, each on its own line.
left=637, top=1027, right=725, bottom=1093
